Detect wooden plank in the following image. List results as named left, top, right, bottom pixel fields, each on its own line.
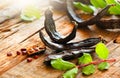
left=0, top=10, right=65, bottom=52
left=1, top=14, right=120, bottom=77
left=2, top=15, right=87, bottom=77
left=1, top=1, right=120, bottom=78
left=0, top=0, right=50, bottom=40
left=0, top=13, right=64, bottom=50
left=0, top=14, right=72, bottom=75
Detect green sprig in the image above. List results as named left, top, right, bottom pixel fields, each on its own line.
left=50, top=42, right=113, bottom=78
left=73, top=2, right=95, bottom=13
left=78, top=53, right=95, bottom=75
left=90, top=0, right=107, bottom=8
left=73, top=0, right=120, bottom=15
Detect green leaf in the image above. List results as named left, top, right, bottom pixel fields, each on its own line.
left=108, top=6, right=120, bottom=15
left=90, top=0, right=107, bottom=8
left=105, top=0, right=120, bottom=15
left=78, top=53, right=93, bottom=64
left=98, top=62, right=110, bottom=70
left=51, top=58, right=76, bottom=70
left=95, top=42, right=109, bottom=59
left=21, top=5, right=41, bottom=21
left=73, top=2, right=94, bottom=13
left=63, top=67, right=78, bottom=78
left=105, top=0, right=116, bottom=4
left=20, top=15, right=36, bottom=21
left=82, top=64, right=95, bottom=75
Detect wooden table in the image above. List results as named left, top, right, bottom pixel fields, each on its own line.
left=0, top=0, right=120, bottom=78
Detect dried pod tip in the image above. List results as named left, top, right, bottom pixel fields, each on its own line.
left=72, top=21, right=78, bottom=26
left=98, top=35, right=107, bottom=44
left=45, top=8, right=53, bottom=17
left=113, top=36, right=120, bottom=43
left=113, top=39, right=117, bottom=43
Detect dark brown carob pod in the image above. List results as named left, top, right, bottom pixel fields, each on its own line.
left=66, top=0, right=112, bottom=27
left=45, top=9, right=78, bottom=44
left=50, top=0, right=115, bottom=29
left=39, top=30, right=101, bottom=51
left=81, top=5, right=112, bottom=26
left=44, top=47, right=95, bottom=66
left=66, top=0, right=83, bottom=23
left=96, top=18, right=120, bottom=29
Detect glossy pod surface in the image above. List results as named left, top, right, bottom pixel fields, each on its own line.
left=39, top=30, right=101, bottom=51
left=44, top=48, right=95, bottom=66
left=45, top=9, right=78, bottom=44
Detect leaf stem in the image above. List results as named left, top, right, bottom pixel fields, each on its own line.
left=77, top=58, right=116, bottom=68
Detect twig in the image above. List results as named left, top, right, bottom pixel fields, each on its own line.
left=77, top=58, right=116, bottom=68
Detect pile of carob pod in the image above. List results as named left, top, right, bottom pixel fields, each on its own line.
left=39, top=0, right=118, bottom=66
left=50, top=0, right=120, bottom=29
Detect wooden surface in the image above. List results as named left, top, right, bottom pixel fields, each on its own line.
left=0, top=0, right=120, bottom=78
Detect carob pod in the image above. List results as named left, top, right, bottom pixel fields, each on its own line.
left=49, top=0, right=91, bottom=12
left=66, top=0, right=83, bottom=24
left=27, top=44, right=46, bottom=56
left=66, top=0, right=112, bottom=27
left=81, top=5, right=112, bottom=26
left=96, top=18, right=120, bottom=29
left=50, top=0, right=116, bottom=29
left=27, top=48, right=45, bottom=56
left=44, top=47, right=95, bottom=66
left=73, top=0, right=118, bottom=29
left=45, top=9, right=78, bottom=44
left=39, top=29, right=101, bottom=51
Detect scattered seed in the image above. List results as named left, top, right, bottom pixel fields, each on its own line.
left=27, top=58, right=32, bottom=62
left=16, top=51, right=21, bottom=55
left=20, top=48, right=27, bottom=55
left=7, top=52, right=12, bottom=56
left=22, top=51, right=27, bottom=55
left=21, top=48, right=27, bottom=51
left=33, top=55, right=39, bottom=59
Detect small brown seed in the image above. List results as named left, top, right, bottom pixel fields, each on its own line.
left=27, top=58, right=32, bottom=62
left=20, top=48, right=27, bottom=55
left=22, top=51, right=27, bottom=55
left=21, top=48, right=27, bottom=51
left=16, top=51, right=21, bottom=55
left=33, top=55, right=39, bottom=59
left=7, top=52, right=12, bottom=56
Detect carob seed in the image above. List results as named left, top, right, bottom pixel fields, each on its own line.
left=16, top=51, right=21, bottom=55
left=27, top=58, right=33, bottom=62
left=33, top=55, right=39, bottom=59
left=7, top=52, right=12, bottom=56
